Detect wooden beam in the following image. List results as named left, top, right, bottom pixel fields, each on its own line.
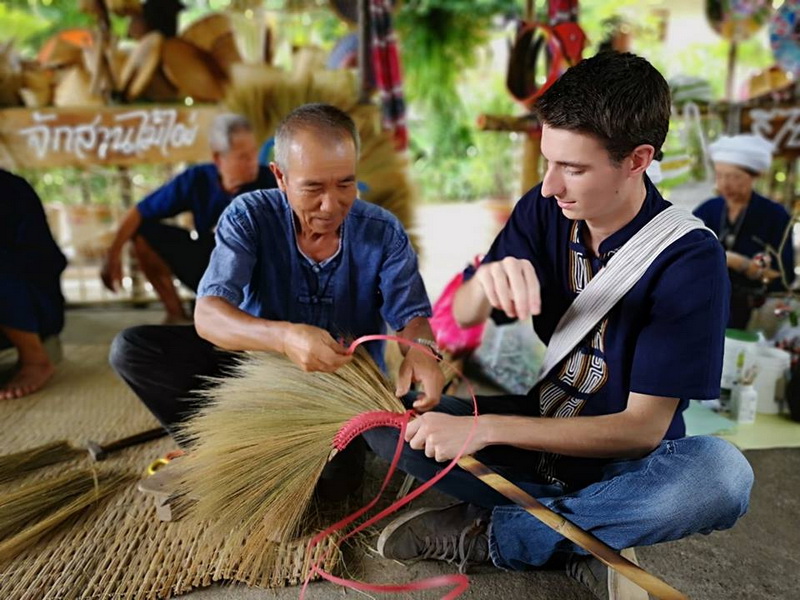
left=476, top=113, right=540, bottom=133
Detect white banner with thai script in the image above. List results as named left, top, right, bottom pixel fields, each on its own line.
left=744, top=105, right=800, bottom=157
left=0, top=106, right=220, bottom=169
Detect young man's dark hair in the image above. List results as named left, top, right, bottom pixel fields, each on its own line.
left=535, top=51, right=671, bottom=163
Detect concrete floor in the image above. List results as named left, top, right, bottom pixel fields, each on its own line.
left=26, top=202, right=800, bottom=598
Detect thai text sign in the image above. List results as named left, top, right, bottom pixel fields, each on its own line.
left=743, top=105, right=800, bottom=157
left=0, top=105, right=220, bottom=169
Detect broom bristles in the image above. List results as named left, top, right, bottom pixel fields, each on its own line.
left=0, top=468, right=131, bottom=563
left=177, top=349, right=404, bottom=543
left=0, top=441, right=84, bottom=485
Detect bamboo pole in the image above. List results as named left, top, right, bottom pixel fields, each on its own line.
left=458, top=455, right=687, bottom=600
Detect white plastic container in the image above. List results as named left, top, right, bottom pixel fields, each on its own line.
left=752, top=346, right=792, bottom=414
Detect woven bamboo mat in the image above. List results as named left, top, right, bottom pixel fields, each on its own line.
left=0, top=344, right=340, bottom=599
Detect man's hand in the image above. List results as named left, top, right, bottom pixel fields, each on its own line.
left=405, top=413, right=485, bottom=462
left=474, top=257, right=541, bottom=319
left=395, top=347, right=444, bottom=412
left=283, top=324, right=352, bottom=372
left=100, top=253, right=123, bottom=293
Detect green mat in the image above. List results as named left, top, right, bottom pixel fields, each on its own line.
left=685, top=402, right=800, bottom=450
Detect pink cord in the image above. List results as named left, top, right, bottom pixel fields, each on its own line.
left=300, top=334, right=479, bottom=599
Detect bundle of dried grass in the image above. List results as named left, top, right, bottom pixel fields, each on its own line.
left=177, top=348, right=404, bottom=544
left=0, top=441, right=83, bottom=485
left=0, top=468, right=131, bottom=563
left=222, top=66, right=417, bottom=248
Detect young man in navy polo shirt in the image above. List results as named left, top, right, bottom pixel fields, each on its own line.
left=365, top=52, right=754, bottom=597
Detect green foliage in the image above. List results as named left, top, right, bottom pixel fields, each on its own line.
left=0, top=1, right=93, bottom=57
left=396, top=0, right=517, bottom=161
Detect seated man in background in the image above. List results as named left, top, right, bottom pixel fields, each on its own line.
left=1, top=169, right=67, bottom=400
left=101, top=113, right=277, bottom=324
left=110, top=103, right=443, bottom=498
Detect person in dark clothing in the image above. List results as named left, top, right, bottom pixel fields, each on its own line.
left=100, top=113, right=277, bottom=323
left=694, top=134, right=794, bottom=329
left=0, top=169, right=67, bottom=400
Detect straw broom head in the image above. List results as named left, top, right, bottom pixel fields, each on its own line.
left=0, top=468, right=131, bottom=563
left=177, top=348, right=404, bottom=544
left=0, top=441, right=84, bottom=485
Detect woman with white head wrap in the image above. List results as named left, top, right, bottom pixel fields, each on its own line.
left=693, top=134, right=794, bottom=329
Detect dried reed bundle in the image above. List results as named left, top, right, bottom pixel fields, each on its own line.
left=177, top=349, right=404, bottom=543
left=222, top=66, right=418, bottom=248
left=0, top=468, right=131, bottom=562
left=0, top=441, right=84, bottom=485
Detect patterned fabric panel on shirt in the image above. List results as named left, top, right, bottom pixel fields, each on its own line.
left=536, top=221, right=613, bottom=486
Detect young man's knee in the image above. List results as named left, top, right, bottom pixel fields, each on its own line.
left=684, top=436, right=754, bottom=525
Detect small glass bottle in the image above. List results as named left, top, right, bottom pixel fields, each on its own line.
left=736, top=384, right=757, bottom=424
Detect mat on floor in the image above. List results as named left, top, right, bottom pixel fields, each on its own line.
left=0, top=344, right=340, bottom=600
left=685, top=402, right=800, bottom=450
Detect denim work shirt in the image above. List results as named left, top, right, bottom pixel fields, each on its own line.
left=197, top=188, right=432, bottom=370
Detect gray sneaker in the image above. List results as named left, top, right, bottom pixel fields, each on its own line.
left=566, top=549, right=647, bottom=600
left=566, top=555, right=609, bottom=599
left=377, top=502, right=491, bottom=573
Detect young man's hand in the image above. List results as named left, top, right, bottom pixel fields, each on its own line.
left=283, top=324, right=352, bottom=372
left=395, top=347, right=444, bottom=412
left=474, top=257, right=541, bottom=319
left=405, top=413, right=485, bottom=462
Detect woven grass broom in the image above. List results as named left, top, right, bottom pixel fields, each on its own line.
left=0, top=467, right=131, bottom=563
left=0, top=441, right=84, bottom=485
left=176, top=347, right=405, bottom=544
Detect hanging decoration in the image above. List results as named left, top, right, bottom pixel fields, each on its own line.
left=769, top=0, right=800, bottom=76
left=706, top=0, right=772, bottom=42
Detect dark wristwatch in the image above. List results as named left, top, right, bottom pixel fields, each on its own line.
left=413, top=338, right=443, bottom=360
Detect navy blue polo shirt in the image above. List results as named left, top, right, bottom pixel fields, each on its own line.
left=474, top=179, right=729, bottom=485
left=136, top=164, right=277, bottom=234
left=694, top=192, right=795, bottom=292
left=197, top=189, right=432, bottom=370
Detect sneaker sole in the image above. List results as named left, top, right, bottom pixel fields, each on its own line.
left=376, top=503, right=460, bottom=560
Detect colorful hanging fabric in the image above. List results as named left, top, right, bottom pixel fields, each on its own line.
left=369, top=0, right=408, bottom=151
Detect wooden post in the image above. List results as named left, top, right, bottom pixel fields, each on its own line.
left=522, top=132, right=542, bottom=195
left=725, top=41, right=738, bottom=102
left=118, top=166, right=145, bottom=304
left=357, top=0, right=371, bottom=103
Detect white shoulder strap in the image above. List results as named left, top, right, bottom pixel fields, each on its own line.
left=536, top=206, right=711, bottom=384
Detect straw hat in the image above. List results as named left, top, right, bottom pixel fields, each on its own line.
left=143, top=66, right=180, bottom=102
left=38, top=29, right=93, bottom=68
left=0, top=41, right=22, bottom=107
left=53, top=65, right=104, bottom=107
left=209, top=32, right=242, bottom=76
left=161, top=37, right=226, bottom=102
left=119, top=31, right=163, bottom=101
left=181, top=12, right=241, bottom=76
left=19, top=67, right=53, bottom=108
left=180, top=13, right=232, bottom=51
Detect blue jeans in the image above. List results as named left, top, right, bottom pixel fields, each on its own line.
left=362, top=395, right=754, bottom=570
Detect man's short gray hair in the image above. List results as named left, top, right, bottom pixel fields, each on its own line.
left=274, top=103, right=360, bottom=172
left=209, top=113, right=254, bottom=154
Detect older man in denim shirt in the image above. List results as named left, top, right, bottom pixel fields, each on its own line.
left=110, top=103, right=442, bottom=497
